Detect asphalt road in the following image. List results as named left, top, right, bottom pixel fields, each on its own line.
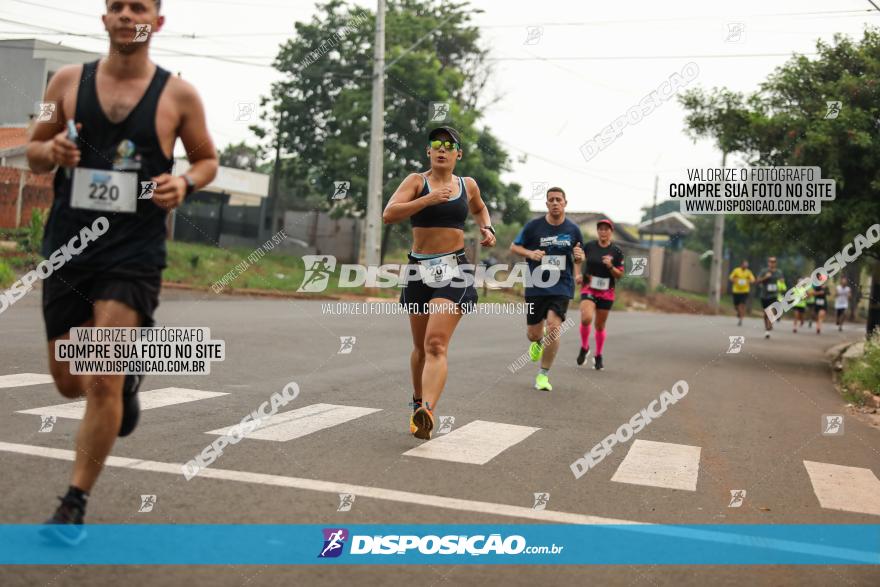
left=1, top=288, right=877, bottom=586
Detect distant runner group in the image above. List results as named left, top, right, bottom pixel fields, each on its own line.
left=730, top=257, right=852, bottom=337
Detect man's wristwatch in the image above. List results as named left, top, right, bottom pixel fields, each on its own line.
left=482, top=225, right=495, bottom=235
left=182, top=174, right=197, bottom=196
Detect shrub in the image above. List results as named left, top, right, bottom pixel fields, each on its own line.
left=842, top=331, right=880, bottom=396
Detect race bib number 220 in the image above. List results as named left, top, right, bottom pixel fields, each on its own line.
left=71, top=168, right=137, bottom=213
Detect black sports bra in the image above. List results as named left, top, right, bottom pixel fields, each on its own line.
left=410, top=174, right=469, bottom=230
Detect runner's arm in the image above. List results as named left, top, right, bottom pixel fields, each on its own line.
left=27, top=65, right=79, bottom=173
left=464, top=178, right=495, bottom=247
left=509, top=227, right=541, bottom=260
left=382, top=174, right=431, bottom=224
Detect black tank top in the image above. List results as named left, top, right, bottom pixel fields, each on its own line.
left=42, top=60, right=174, bottom=270
left=410, top=174, right=469, bottom=230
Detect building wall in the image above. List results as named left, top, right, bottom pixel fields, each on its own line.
left=0, top=40, right=100, bottom=125
left=0, top=166, right=53, bottom=228
left=284, top=210, right=362, bottom=264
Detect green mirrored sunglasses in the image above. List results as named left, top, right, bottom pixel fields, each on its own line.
left=429, top=140, right=460, bottom=151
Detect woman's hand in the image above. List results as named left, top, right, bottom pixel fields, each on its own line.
left=479, top=226, right=496, bottom=247
left=424, top=185, right=454, bottom=206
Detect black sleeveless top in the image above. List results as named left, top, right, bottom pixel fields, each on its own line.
left=42, top=60, right=174, bottom=270
left=410, top=174, right=469, bottom=230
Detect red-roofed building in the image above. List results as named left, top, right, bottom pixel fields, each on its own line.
left=0, top=125, right=29, bottom=169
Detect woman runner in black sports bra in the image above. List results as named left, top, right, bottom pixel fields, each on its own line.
left=383, top=126, right=495, bottom=440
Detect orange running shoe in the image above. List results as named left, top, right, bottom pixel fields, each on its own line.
left=410, top=405, right=434, bottom=440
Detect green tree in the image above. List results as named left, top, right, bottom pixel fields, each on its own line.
left=679, top=29, right=880, bottom=333
left=254, top=0, right=527, bottom=257
left=218, top=141, right=263, bottom=172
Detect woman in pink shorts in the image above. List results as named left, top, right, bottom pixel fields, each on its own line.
left=576, top=219, right=625, bottom=371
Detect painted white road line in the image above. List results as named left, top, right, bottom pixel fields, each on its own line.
left=205, top=403, right=381, bottom=442
left=611, top=439, right=701, bottom=491
left=16, top=388, right=228, bottom=420
left=0, top=440, right=633, bottom=525
left=403, top=420, right=540, bottom=465
left=4, top=440, right=880, bottom=562
left=803, top=460, right=880, bottom=517
left=0, top=373, right=54, bottom=389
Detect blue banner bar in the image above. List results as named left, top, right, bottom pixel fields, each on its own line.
left=2, top=524, right=878, bottom=565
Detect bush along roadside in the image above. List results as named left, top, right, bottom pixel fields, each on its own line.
left=839, top=331, right=880, bottom=410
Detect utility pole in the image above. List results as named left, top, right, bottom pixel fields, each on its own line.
left=269, top=113, right=283, bottom=237
left=362, top=0, right=386, bottom=267
left=708, top=150, right=727, bottom=312
left=648, top=174, right=658, bottom=250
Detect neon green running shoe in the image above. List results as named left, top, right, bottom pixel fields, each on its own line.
left=535, top=373, right=552, bottom=391
left=529, top=341, right=543, bottom=362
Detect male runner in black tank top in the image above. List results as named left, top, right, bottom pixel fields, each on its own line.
left=26, top=0, right=218, bottom=543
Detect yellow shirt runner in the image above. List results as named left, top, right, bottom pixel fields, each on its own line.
left=729, top=267, right=755, bottom=294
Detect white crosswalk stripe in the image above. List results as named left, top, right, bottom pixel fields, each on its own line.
left=0, top=373, right=54, bottom=389
left=803, top=460, right=880, bottom=517
left=403, top=420, right=540, bottom=465
left=16, top=387, right=228, bottom=419
left=205, top=403, right=381, bottom=442
left=611, top=439, right=701, bottom=491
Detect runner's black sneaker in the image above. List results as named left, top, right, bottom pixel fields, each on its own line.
left=119, top=374, right=144, bottom=437
left=593, top=355, right=604, bottom=371
left=576, top=346, right=590, bottom=366
left=40, top=496, right=86, bottom=546
left=410, top=395, right=422, bottom=413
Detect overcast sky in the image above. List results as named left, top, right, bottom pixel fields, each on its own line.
left=1, top=0, right=876, bottom=223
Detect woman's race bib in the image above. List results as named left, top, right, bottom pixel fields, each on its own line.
left=737, top=278, right=747, bottom=286
left=418, top=254, right=459, bottom=284
left=766, top=283, right=778, bottom=293
left=590, top=276, right=611, bottom=291
left=71, top=168, right=138, bottom=213
left=815, top=298, right=825, bottom=307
